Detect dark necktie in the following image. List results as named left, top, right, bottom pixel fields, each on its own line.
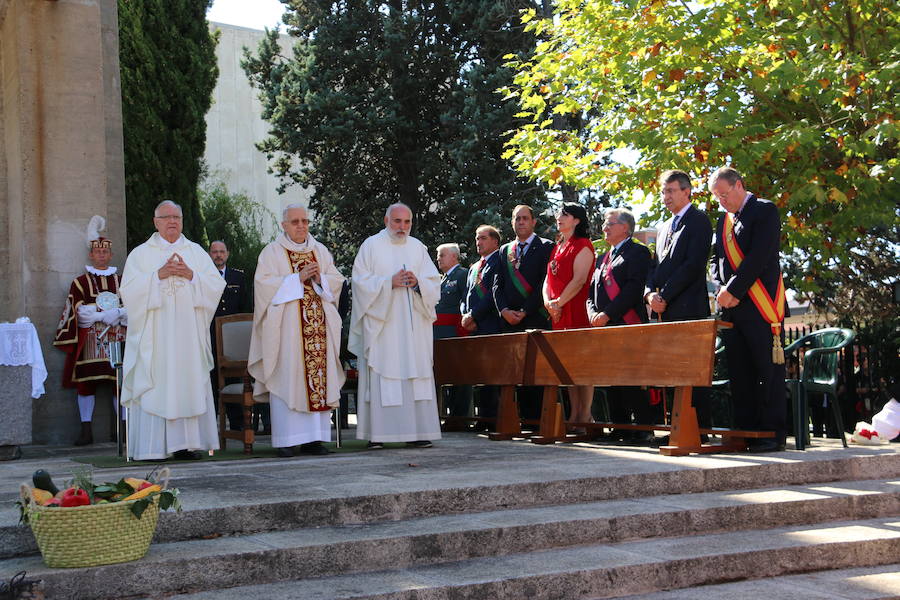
left=220, top=270, right=225, bottom=278
left=517, top=242, right=527, bottom=260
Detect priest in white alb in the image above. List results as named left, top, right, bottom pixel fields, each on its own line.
left=120, top=200, right=226, bottom=460
left=248, top=204, right=345, bottom=457
left=349, top=203, right=442, bottom=448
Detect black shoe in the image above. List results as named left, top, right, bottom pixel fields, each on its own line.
left=275, top=447, right=294, bottom=458
left=74, top=422, right=93, bottom=446
left=628, top=431, right=656, bottom=445
left=367, top=441, right=384, bottom=450
left=650, top=434, right=710, bottom=447
left=406, top=440, right=433, bottom=448
left=172, top=449, right=202, bottom=460
left=298, top=441, right=331, bottom=456
left=746, top=438, right=786, bottom=453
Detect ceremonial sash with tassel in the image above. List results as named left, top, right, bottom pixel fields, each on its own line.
left=600, top=250, right=642, bottom=325
left=504, top=243, right=550, bottom=319
left=722, top=212, right=786, bottom=364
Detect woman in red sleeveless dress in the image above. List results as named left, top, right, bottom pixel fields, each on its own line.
left=542, top=203, right=596, bottom=428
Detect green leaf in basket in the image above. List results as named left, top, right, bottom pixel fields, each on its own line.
left=130, top=498, right=151, bottom=519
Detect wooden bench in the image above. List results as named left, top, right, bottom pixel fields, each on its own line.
left=434, top=319, right=774, bottom=455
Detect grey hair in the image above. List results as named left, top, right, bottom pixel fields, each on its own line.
left=605, top=208, right=636, bottom=235
left=282, top=203, right=308, bottom=221
left=436, top=243, right=460, bottom=258
left=154, top=200, right=182, bottom=217
left=708, top=166, right=743, bottom=190
left=384, top=202, right=412, bottom=220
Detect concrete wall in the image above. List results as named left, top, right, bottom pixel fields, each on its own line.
left=205, top=22, right=311, bottom=236
left=0, top=0, right=126, bottom=444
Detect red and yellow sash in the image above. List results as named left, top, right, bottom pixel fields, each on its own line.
left=722, top=213, right=786, bottom=364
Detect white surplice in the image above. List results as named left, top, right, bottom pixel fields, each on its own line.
left=248, top=233, right=345, bottom=447
left=120, top=233, right=226, bottom=460
left=349, top=229, right=442, bottom=442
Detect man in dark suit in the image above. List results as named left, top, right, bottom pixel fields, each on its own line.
left=645, top=170, right=714, bottom=439
left=434, top=243, right=472, bottom=423
left=587, top=208, right=653, bottom=442
left=710, top=167, right=788, bottom=452
left=461, top=225, right=503, bottom=429
left=492, top=205, right=553, bottom=421
left=209, top=240, right=251, bottom=431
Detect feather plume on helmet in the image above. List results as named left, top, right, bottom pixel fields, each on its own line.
left=86, top=215, right=112, bottom=249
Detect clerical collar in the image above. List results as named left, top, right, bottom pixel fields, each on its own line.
left=157, top=234, right=185, bottom=248
left=86, top=265, right=117, bottom=276
left=279, top=232, right=310, bottom=251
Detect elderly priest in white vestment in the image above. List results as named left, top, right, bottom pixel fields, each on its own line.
left=349, top=203, right=442, bottom=448
left=120, top=200, right=226, bottom=460
left=248, top=205, right=345, bottom=457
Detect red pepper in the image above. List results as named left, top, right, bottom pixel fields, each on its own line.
left=60, top=487, right=90, bottom=507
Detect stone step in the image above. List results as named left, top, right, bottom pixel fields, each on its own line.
left=4, top=479, right=898, bottom=599
left=4, top=450, right=899, bottom=559
left=161, top=517, right=900, bottom=600
left=614, top=564, right=900, bottom=599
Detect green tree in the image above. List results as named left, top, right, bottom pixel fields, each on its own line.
left=199, top=175, right=278, bottom=295
left=119, top=0, right=220, bottom=248
left=242, top=0, right=548, bottom=270
left=502, top=0, right=899, bottom=324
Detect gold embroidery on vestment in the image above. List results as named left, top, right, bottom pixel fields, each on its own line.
left=286, top=249, right=329, bottom=411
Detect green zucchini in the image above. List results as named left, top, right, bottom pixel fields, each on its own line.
left=32, top=469, right=59, bottom=495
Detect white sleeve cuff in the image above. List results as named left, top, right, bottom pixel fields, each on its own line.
left=272, top=273, right=304, bottom=305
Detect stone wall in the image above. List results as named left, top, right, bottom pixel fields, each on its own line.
left=0, top=0, right=126, bottom=444
left=205, top=22, right=311, bottom=236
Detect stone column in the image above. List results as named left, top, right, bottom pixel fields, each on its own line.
left=0, top=0, right=126, bottom=444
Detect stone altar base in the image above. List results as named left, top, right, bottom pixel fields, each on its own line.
left=0, top=365, right=32, bottom=459
left=0, top=432, right=898, bottom=598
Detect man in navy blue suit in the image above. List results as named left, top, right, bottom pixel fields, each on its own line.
left=462, top=225, right=502, bottom=429
left=645, top=170, right=714, bottom=439
left=710, top=167, right=788, bottom=452
left=588, top=209, right=654, bottom=442
left=492, top=205, right=554, bottom=421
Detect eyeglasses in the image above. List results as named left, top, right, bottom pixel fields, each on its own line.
left=712, top=183, right=736, bottom=201
left=155, top=215, right=182, bottom=221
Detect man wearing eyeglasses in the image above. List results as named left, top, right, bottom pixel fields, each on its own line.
left=709, top=167, right=788, bottom=453
left=645, top=170, right=714, bottom=443
left=120, top=200, right=226, bottom=461
left=588, top=208, right=654, bottom=443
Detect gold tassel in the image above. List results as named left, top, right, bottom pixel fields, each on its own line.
left=772, top=335, right=785, bottom=364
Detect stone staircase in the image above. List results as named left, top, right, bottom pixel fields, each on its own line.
left=2, top=449, right=899, bottom=599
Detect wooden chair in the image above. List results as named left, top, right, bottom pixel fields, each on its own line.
left=214, top=313, right=255, bottom=453
left=784, top=327, right=855, bottom=450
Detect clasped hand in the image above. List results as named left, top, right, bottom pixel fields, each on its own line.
left=158, top=253, right=193, bottom=281
left=391, top=269, right=418, bottom=289
left=299, top=262, right=320, bottom=283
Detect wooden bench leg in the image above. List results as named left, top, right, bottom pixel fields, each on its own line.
left=660, top=386, right=700, bottom=456
left=531, top=386, right=567, bottom=444
left=489, top=385, right=520, bottom=441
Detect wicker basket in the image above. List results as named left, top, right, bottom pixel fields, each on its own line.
left=20, top=469, right=168, bottom=568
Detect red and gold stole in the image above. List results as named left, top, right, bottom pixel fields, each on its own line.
left=286, top=248, right=330, bottom=411
left=722, top=213, right=786, bottom=364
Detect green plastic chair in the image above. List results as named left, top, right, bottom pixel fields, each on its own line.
left=784, top=328, right=855, bottom=450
